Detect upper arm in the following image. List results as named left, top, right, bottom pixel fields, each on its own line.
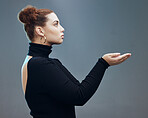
left=40, top=60, right=83, bottom=105
left=28, top=58, right=107, bottom=106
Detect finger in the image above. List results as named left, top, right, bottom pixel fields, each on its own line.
left=120, top=56, right=128, bottom=62
left=121, top=53, right=131, bottom=59
left=118, top=53, right=131, bottom=61
left=110, top=53, right=121, bottom=58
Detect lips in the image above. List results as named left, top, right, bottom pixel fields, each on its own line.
left=61, top=34, right=64, bottom=38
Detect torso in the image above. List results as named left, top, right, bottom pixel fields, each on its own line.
left=21, top=55, right=33, bottom=94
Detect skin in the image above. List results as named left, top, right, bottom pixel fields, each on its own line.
left=21, top=12, right=131, bottom=94
left=102, top=53, right=131, bottom=66
left=32, top=12, right=65, bottom=46
left=21, top=12, right=65, bottom=94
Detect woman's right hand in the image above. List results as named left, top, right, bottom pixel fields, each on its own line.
left=102, top=53, right=131, bottom=66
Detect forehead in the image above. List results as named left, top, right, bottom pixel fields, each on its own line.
left=46, top=13, right=59, bottom=23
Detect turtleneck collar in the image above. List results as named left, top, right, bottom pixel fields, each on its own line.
left=27, top=43, right=52, bottom=58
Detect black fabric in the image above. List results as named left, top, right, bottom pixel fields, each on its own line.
left=27, top=43, right=52, bottom=58
left=25, top=43, right=110, bottom=118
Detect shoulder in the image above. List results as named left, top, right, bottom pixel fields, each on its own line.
left=27, top=57, right=64, bottom=76
left=27, top=57, right=62, bottom=68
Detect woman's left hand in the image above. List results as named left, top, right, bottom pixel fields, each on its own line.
left=102, top=53, right=131, bottom=66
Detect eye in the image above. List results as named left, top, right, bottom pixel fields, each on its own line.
left=54, top=22, right=58, bottom=26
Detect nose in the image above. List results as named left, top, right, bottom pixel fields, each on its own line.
left=61, top=25, right=65, bottom=32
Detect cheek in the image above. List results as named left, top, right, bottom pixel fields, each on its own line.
left=47, top=28, right=60, bottom=37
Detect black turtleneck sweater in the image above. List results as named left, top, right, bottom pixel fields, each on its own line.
left=25, top=43, right=110, bottom=118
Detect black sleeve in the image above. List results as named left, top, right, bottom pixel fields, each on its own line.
left=34, top=57, right=109, bottom=106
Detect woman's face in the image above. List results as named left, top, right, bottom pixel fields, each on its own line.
left=43, top=12, right=65, bottom=45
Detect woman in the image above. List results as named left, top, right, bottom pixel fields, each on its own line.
left=18, top=5, right=131, bottom=118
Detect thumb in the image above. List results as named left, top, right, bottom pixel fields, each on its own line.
left=110, top=53, right=121, bottom=58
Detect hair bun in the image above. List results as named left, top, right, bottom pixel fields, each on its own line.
left=18, top=5, right=38, bottom=24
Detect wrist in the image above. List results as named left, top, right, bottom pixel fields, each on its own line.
left=99, top=57, right=110, bottom=68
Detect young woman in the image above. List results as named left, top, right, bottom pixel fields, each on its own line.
left=18, top=5, right=131, bottom=118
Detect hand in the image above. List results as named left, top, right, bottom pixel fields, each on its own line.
left=102, top=53, right=131, bottom=66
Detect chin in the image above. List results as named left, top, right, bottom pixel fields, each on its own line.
left=54, top=39, right=63, bottom=45
left=58, top=39, right=63, bottom=44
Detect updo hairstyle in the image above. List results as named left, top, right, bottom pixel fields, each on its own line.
left=18, top=5, right=53, bottom=41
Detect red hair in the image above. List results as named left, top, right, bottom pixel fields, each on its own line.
left=18, top=5, right=53, bottom=40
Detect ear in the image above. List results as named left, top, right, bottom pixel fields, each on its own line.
left=34, top=26, right=45, bottom=37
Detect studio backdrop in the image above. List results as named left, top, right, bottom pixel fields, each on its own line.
left=0, top=0, right=148, bottom=118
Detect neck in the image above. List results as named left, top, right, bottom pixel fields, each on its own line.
left=31, top=38, right=52, bottom=46
left=27, top=42, right=53, bottom=58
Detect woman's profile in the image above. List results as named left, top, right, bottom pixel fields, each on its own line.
left=18, top=5, right=131, bottom=118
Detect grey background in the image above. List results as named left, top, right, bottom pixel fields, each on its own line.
left=0, top=0, right=148, bottom=118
